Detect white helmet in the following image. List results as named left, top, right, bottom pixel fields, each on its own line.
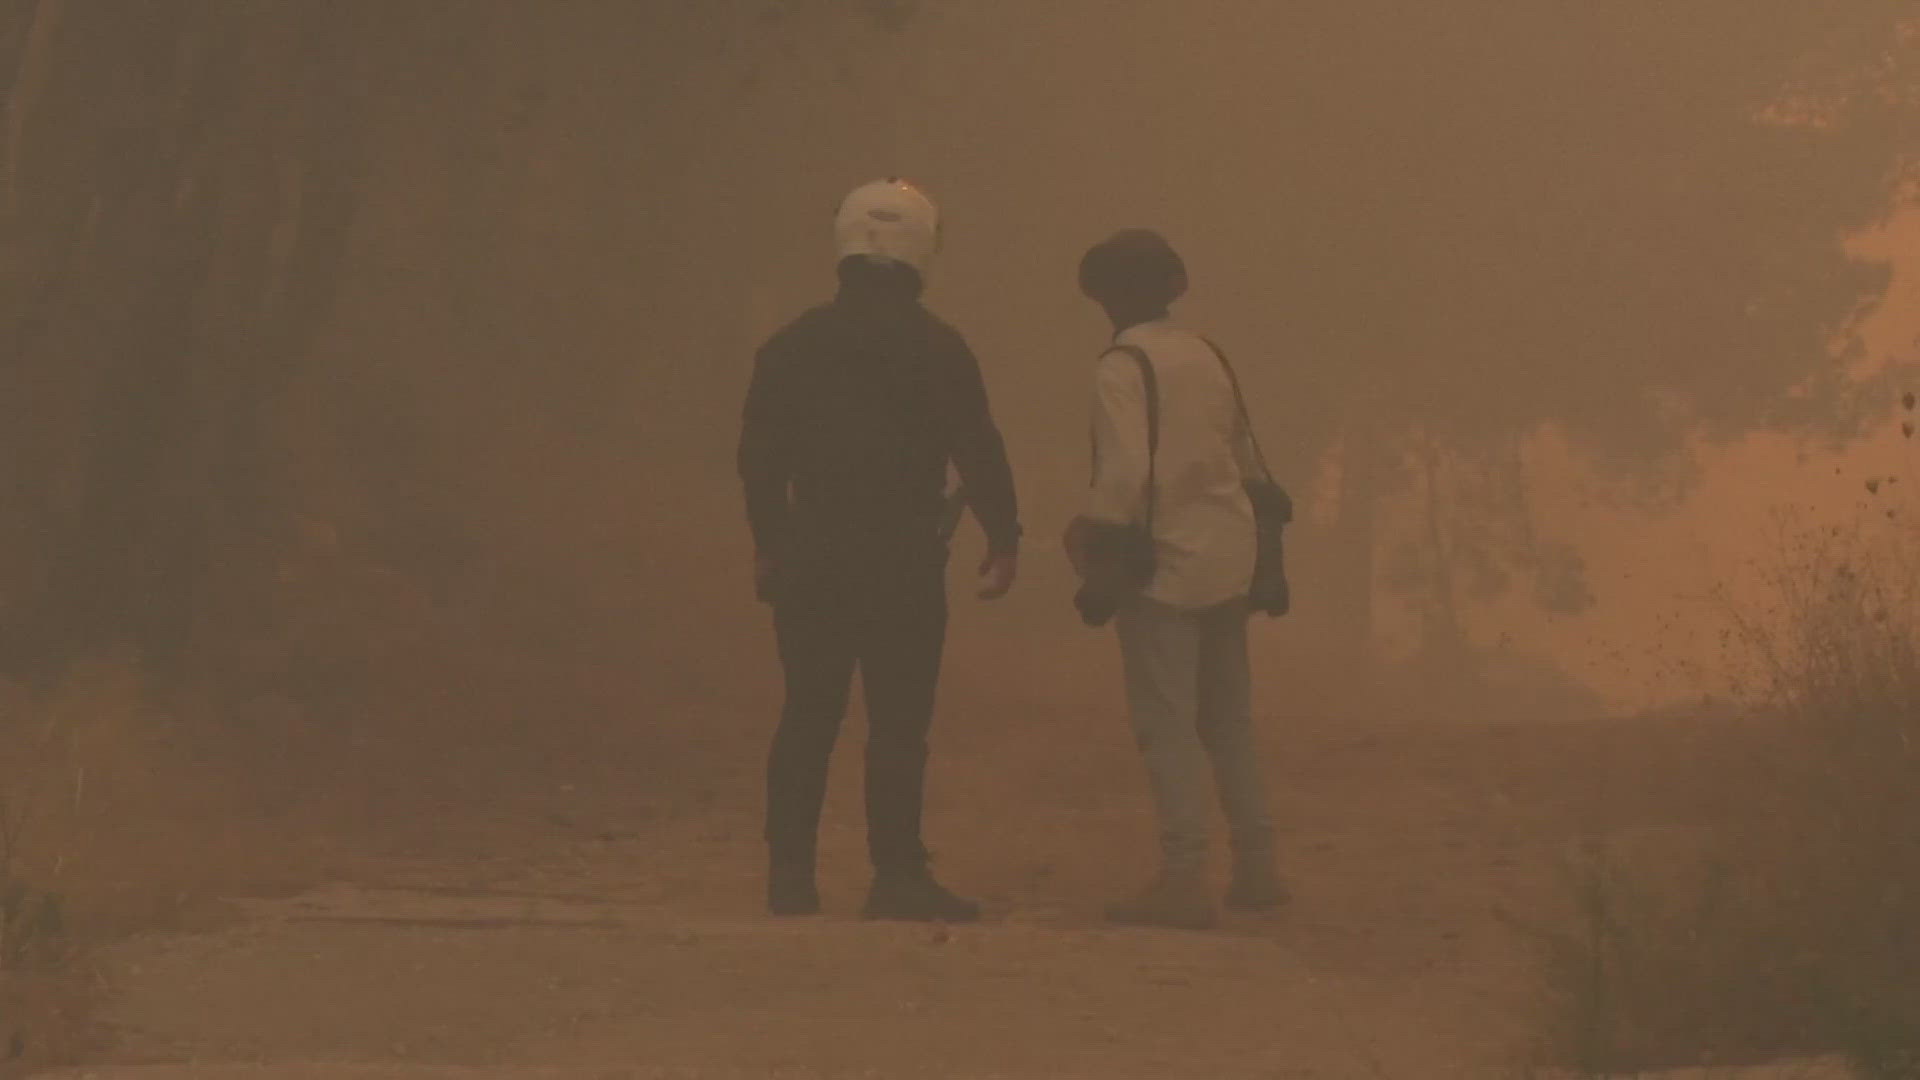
left=833, top=177, right=941, bottom=277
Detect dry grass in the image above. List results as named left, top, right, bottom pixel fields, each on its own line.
left=0, top=664, right=127, bottom=1076
left=0, top=599, right=707, bottom=1076
left=0, top=658, right=315, bottom=1076
left=1523, top=513, right=1920, bottom=1078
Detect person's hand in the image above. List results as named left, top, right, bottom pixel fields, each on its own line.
left=977, top=547, right=1017, bottom=600
left=753, top=552, right=777, bottom=603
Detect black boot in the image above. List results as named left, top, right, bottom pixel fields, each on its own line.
left=768, top=852, right=820, bottom=917
left=862, top=864, right=980, bottom=923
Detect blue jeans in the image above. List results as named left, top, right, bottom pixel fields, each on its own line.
left=1115, top=596, right=1275, bottom=873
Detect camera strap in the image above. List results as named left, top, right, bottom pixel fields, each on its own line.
left=1090, top=343, right=1159, bottom=536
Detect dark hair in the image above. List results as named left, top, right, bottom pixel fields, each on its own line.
left=1077, top=229, right=1188, bottom=311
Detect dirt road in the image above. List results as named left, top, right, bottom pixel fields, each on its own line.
left=41, top=708, right=1753, bottom=1079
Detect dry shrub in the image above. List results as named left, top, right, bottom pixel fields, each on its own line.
left=0, top=657, right=257, bottom=1076
left=0, top=668, right=116, bottom=1076
left=1734, top=521, right=1920, bottom=1078
left=1526, top=513, right=1920, bottom=1078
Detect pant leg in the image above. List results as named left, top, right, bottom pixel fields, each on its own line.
left=765, top=585, right=859, bottom=863
left=857, top=566, right=948, bottom=873
left=1194, top=598, right=1276, bottom=864
left=1114, top=597, right=1212, bottom=873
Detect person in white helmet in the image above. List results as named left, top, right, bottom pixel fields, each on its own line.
left=738, top=178, right=1021, bottom=921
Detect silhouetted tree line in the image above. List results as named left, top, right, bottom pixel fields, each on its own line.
left=1, top=1, right=381, bottom=685
left=0, top=2, right=1913, bottom=699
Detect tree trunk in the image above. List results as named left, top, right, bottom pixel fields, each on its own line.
left=1331, top=417, right=1380, bottom=667
left=5, top=5, right=368, bottom=685
left=1418, top=434, right=1469, bottom=667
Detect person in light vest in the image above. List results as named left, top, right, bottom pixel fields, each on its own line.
left=738, top=178, right=1021, bottom=920
left=1066, top=228, right=1287, bottom=929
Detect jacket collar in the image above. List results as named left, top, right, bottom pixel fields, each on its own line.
left=834, top=256, right=924, bottom=307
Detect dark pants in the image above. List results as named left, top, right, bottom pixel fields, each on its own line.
left=765, top=559, right=947, bottom=874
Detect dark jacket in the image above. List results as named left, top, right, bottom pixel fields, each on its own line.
left=738, top=258, right=1020, bottom=579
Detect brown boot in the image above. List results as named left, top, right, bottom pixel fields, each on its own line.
left=1105, top=867, right=1216, bottom=930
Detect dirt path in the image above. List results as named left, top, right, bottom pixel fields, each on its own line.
left=59, top=871, right=1533, bottom=1078
left=64, top=888, right=1506, bottom=1078
left=40, top=715, right=1755, bottom=1079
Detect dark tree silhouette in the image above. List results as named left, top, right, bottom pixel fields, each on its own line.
left=1181, top=3, right=1920, bottom=660
left=1, top=1, right=372, bottom=681
left=1, top=0, right=1914, bottom=696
